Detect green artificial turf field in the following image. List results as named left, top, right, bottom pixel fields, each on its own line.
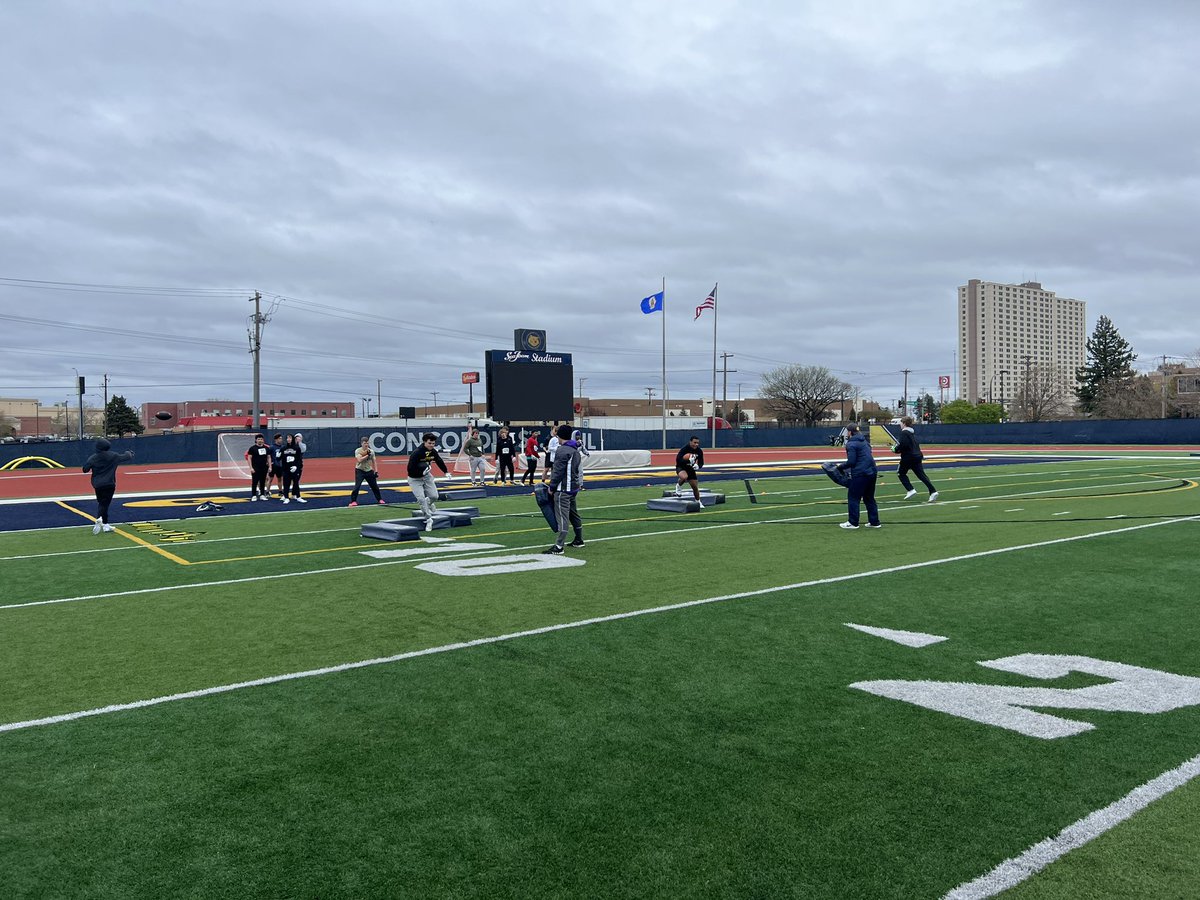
left=2, top=455, right=1199, bottom=898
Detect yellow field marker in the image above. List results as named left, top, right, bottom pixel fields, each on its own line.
left=54, top=501, right=192, bottom=566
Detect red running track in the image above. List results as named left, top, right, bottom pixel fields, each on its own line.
left=0, top=445, right=1187, bottom=502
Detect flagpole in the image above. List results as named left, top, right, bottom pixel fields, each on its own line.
left=710, top=282, right=718, bottom=449
left=661, top=275, right=667, bottom=450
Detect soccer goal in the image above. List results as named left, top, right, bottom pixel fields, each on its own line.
left=216, top=432, right=257, bottom=480
left=449, top=452, right=496, bottom=477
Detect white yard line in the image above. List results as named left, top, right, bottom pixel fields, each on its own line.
left=2, top=474, right=1192, bottom=611
left=944, top=751, right=1200, bottom=899
left=2, top=513, right=1197, bottom=732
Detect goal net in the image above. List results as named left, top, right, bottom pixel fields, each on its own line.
left=217, top=432, right=258, bottom=480
left=450, top=451, right=496, bottom=476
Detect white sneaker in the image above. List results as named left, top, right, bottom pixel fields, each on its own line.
left=695, top=500, right=705, bottom=508
left=928, top=492, right=939, bottom=502
left=425, top=517, right=434, bottom=532
left=839, top=522, right=859, bottom=529
left=904, top=489, right=917, bottom=500
left=296, top=497, right=307, bottom=503
left=282, top=497, right=290, bottom=504
left=92, top=521, right=102, bottom=534
left=250, top=495, right=258, bottom=502
left=102, top=524, right=114, bottom=533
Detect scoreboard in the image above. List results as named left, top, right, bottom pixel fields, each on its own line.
left=485, top=349, right=573, bottom=422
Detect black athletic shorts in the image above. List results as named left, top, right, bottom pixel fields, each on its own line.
left=677, top=465, right=698, bottom=480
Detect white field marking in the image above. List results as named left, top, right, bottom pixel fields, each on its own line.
left=0, top=515, right=785, bottom=612
left=3, top=514, right=1198, bottom=733
left=5, top=474, right=1198, bottom=614
left=0, top=545, right=139, bottom=561
left=1052, top=511, right=1072, bottom=516
left=1106, top=515, right=1128, bottom=519
left=0, top=525, right=365, bottom=561
left=1, top=466, right=1190, bottom=589
left=0, top=459, right=1188, bottom=539
left=0, top=456, right=1162, bottom=514
left=944, top=751, right=1200, bottom=899
left=853, top=655, right=1200, bottom=740
left=1005, top=509, right=1024, bottom=512
left=844, top=623, right=948, bottom=648
left=416, top=553, right=587, bottom=576
left=361, top=542, right=502, bottom=559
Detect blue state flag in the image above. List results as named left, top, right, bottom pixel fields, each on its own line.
left=640, top=291, right=664, bottom=314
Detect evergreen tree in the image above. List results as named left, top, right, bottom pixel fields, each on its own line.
left=1075, top=315, right=1136, bottom=414
left=105, top=395, right=144, bottom=436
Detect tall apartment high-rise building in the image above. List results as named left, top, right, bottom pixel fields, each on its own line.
left=957, top=280, right=1087, bottom=406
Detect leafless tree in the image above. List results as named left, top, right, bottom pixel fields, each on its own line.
left=760, top=364, right=852, bottom=427
left=1094, top=375, right=1164, bottom=419
left=1012, top=363, right=1073, bottom=422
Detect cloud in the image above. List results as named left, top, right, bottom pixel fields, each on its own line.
left=1, top=0, right=1197, bottom=414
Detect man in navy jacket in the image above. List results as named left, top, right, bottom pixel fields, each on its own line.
left=841, top=424, right=881, bottom=530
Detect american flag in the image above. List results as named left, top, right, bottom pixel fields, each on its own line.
left=694, top=285, right=716, bottom=320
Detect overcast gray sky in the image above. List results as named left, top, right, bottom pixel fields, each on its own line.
left=2, top=0, right=1197, bottom=415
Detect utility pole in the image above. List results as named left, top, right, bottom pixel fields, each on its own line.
left=377, top=379, right=382, bottom=417
left=102, top=373, right=110, bottom=436
left=719, top=352, right=737, bottom=422
left=362, top=397, right=371, bottom=418
left=1021, top=355, right=1032, bottom=420
left=901, top=368, right=911, bottom=416
left=248, top=291, right=264, bottom=431
left=645, top=386, right=655, bottom=410
left=577, top=377, right=587, bottom=417
left=431, top=391, right=439, bottom=413
left=1162, top=354, right=1169, bottom=419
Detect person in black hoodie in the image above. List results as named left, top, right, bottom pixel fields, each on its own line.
left=82, top=438, right=134, bottom=533
left=493, top=426, right=516, bottom=485
left=892, top=416, right=938, bottom=502
left=408, top=432, right=449, bottom=530
left=281, top=433, right=307, bottom=503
